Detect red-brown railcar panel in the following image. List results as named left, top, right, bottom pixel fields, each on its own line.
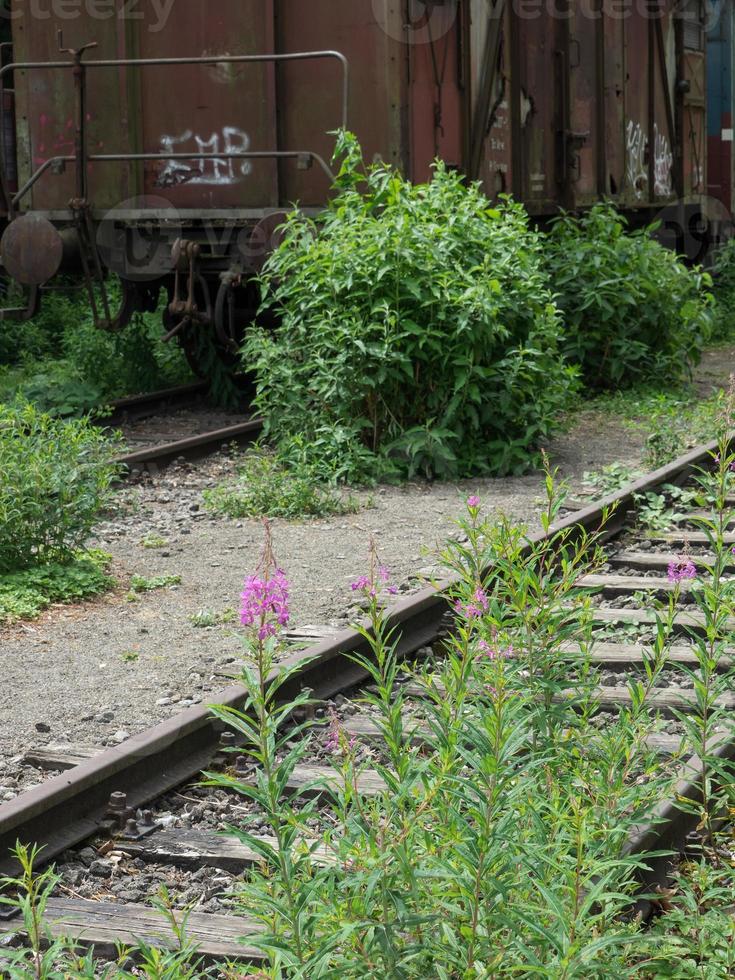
left=11, top=4, right=133, bottom=212
left=407, top=1, right=464, bottom=184
left=275, top=0, right=403, bottom=208
left=7, top=0, right=707, bottom=219
left=135, top=0, right=278, bottom=210
left=480, top=3, right=696, bottom=215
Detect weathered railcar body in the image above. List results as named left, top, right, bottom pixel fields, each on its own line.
left=708, top=0, right=734, bottom=221
left=0, top=1, right=710, bottom=344
left=481, top=3, right=706, bottom=214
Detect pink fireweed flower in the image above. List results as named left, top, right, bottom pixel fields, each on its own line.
left=467, top=495, right=481, bottom=510
left=379, top=565, right=399, bottom=594
left=455, top=588, right=490, bottom=620
left=352, top=565, right=398, bottom=597
left=478, top=640, right=513, bottom=661
left=667, top=558, right=697, bottom=583
left=240, top=568, right=290, bottom=639
left=351, top=576, right=371, bottom=593
left=325, top=710, right=356, bottom=756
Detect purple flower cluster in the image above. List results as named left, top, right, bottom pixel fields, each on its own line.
left=467, top=495, right=481, bottom=510
left=667, top=559, right=697, bottom=584
left=455, top=587, right=490, bottom=620
left=325, top=710, right=356, bottom=755
left=351, top=565, right=398, bottom=598
left=240, top=568, right=290, bottom=640
left=478, top=640, right=512, bottom=661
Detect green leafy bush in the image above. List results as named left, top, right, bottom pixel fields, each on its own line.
left=0, top=402, right=120, bottom=573
left=546, top=204, right=713, bottom=390
left=204, top=450, right=361, bottom=519
left=0, top=282, right=193, bottom=414
left=710, top=236, right=735, bottom=339
left=243, top=132, right=577, bottom=482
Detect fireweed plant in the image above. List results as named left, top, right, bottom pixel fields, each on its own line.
left=10, top=466, right=735, bottom=973
left=633, top=422, right=735, bottom=976
left=198, top=469, right=702, bottom=978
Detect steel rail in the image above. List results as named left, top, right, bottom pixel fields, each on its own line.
left=115, top=417, right=264, bottom=473
left=102, top=379, right=219, bottom=427
left=0, top=435, right=725, bottom=879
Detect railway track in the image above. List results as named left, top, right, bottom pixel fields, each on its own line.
left=1, top=436, right=733, bottom=968
left=102, top=380, right=263, bottom=477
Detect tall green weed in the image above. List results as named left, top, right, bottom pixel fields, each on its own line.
left=710, top=236, right=735, bottom=339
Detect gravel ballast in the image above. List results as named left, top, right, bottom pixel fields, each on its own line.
left=2, top=347, right=734, bottom=792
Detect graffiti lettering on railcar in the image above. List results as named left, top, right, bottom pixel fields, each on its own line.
left=625, top=121, right=673, bottom=199
left=653, top=127, right=673, bottom=198
left=626, top=121, right=647, bottom=198
left=156, top=128, right=254, bottom=188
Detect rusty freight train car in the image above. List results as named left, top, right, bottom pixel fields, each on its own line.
left=0, top=0, right=709, bottom=363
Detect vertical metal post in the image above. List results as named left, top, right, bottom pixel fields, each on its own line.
left=647, top=18, right=655, bottom=202
left=57, top=33, right=98, bottom=201
left=595, top=4, right=607, bottom=197
left=509, top=3, right=522, bottom=200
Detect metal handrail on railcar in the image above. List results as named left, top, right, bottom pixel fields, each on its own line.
left=0, top=47, right=349, bottom=217
left=0, top=46, right=349, bottom=324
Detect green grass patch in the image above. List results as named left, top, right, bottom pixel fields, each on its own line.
left=589, top=382, right=727, bottom=469
left=188, top=607, right=237, bottom=628
left=129, top=573, right=182, bottom=594
left=0, top=551, right=114, bottom=625
left=140, top=534, right=168, bottom=550
left=204, top=451, right=362, bottom=520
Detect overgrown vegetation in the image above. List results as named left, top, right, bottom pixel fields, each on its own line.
left=0, top=402, right=120, bottom=573
left=128, top=573, right=182, bottom=594
left=244, top=132, right=577, bottom=483
left=0, top=551, right=113, bottom=624
left=545, top=204, right=713, bottom=390
left=710, top=236, right=735, bottom=339
left=204, top=450, right=362, bottom=519
left=0, top=282, right=193, bottom=415
left=591, top=384, right=727, bottom=471
left=202, top=445, right=735, bottom=973
left=7, top=447, right=735, bottom=973
left=188, top=607, right=236, bottom=628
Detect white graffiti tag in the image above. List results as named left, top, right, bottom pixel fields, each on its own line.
left=653, top=126, right=673, bottom=197
left=626, top=120, right=648, bottom=198
left=156, top=127, right=253, bottom=187
left=625, top=120, right=673, bottom=199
